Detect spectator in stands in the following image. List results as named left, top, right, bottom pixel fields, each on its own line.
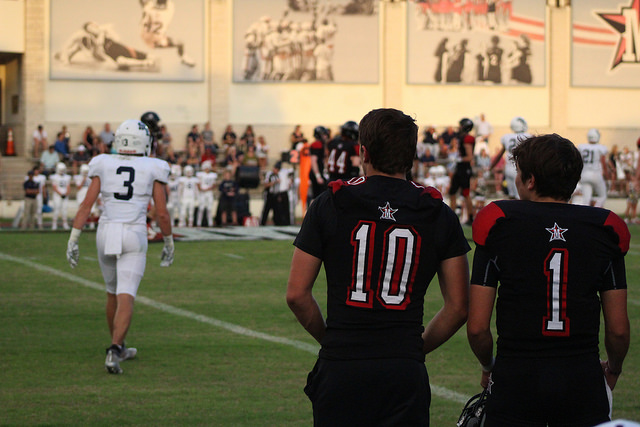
left=290, top=124, right=305, bottom=150
left=60, top=125, right=71, bottom=148
left=185, top=143, right=201, bottom=171
left=222, top=124, right=237, bottom=147
left=187, top=124, right=201, bottom=150
left=71, top=144, right=91, bottom=174
left=256, top=135, right=269, bottom=170
left=157, top=124, right=173, bottom=158
left=242, top=144, right=259, bottom=167
left=201, top=121, right=215, bottom=148
left=223, top=144, right=241, bottom=173
left=33, top=125, right=48, bottom=158
left=22, top=170, right=40, bottom=230
left=474, top=113, right=493, bottom=155
left=439, top=125, right=457, bottom=148
left=218, top=168, right=239, bottom=226
left=99, top=123, right=115, bottom=152
left=54, top=132, right=70, bottom=161
left=201, top=145, right=217, bottom=165
left=40, top=144, right=60, bottom=177
left=240, top=125, right=256, bottom=150
left=82, top=126, right=98, bottom=156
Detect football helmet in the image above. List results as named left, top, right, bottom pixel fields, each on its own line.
left=510, top=116, right=528, bottom=133
left=457, top=389, right=488, bottom=427
left=170, top=164, right=182, bottom=177
left=140, top=111, right=162, bottom=143
left=341, top=121, right=359, bottom=141
left=459, top=118, right=474, bottom=134
left=184, top=165, right=195, bottom=177
left=201, top=160, right=213, bottom=171
left=113, top=119, right=152, bottom=156
left=587, top=128, right=600, bottom=144
left=80, top=164, right=90, bottom=175
left=314, top=125, right=329, bottom=140
left=56, top=162, right=67, bottom=175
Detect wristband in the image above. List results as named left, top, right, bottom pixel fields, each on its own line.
left=69, top=227, right=82, bottom=243
left=482, top=357, right=495, bottom=373
left=163, top=235, right=174, bottom=246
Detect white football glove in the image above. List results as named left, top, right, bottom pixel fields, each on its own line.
left=67, top=228, right=81, bottom=269
left=160, top=235, right=174, bottom=267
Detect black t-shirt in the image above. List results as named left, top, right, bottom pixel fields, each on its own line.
left=294, top=175, right=470, bottom=361
left=326, top=136, right=358, bottom=181
left=309, top=139, right=325, bottom=178
left=471, top=200, right=629, bottom=358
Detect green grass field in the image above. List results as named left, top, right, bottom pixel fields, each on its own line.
left=1, top=227, right=639, bottom=426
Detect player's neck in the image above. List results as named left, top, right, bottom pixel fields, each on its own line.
left=365, top=168, right=406, bottom=180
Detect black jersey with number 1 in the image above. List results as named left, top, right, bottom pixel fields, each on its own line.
left=471, top=200, right=629, bottom=358
left=294, top=176, right=470, bottom=362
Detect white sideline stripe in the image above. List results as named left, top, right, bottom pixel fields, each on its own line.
left=0, top=252, right=470, bottom=404
left=223, top=253, right=244, bottom=259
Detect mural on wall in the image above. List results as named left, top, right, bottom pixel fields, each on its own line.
left=406, top=1, right=546, bottom=86
left=572, top=0, right=640, bottom=88
left=50, top=0, right=204, bottom=81
left=232, top=0, right=379, bottom=83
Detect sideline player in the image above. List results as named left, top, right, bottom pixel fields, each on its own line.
left=490, top=116, right=531, bottom=199
left=326, top=120, right=360, bottom=182
left=196, top=160, right=218, bottom=227
left=468, top=133, right=629, bottom=425
left=576, top=128, right=609, bottom=208
left=287, top=108, right=470, bottom=425
left=448, top=117, right=476, bottom=224
left=178, top=165, right=199, bottom=227
left=139, top=0, right=195, bottom=67
left=50, top=162, right=72, bottom=230
left=66, top=119, right=174, bottom=374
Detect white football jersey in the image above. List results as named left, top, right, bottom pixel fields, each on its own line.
left=179, top=176, right=200, bottom=200
left=578, top=143, right=608, bottom=174
left=167, top=176, right=180, bottom=202
left=89, top=154, right=170, bottom=225
left=500, top=132, right=532, bottom=175
left=73, top=174, right=91, bottom=189
left=197, top=171, right=218, bottom=192
left=50, top=173, right=72, bottom=196
left=141, top=0, right=175, bottom=38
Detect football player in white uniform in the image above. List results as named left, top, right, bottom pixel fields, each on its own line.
left=490, top=116, right=532, bottom=199
left=66, top=119, right=174, bottom=375
left=50, top=162, right=72, bottom=230
left=27, top=165, right=47, bottom=229
left=196, top=160, right=218, bottom=227
left=178, top=165, right=199, bottom=227
left=74, top=164, right=91, bottom=205
left=576, top=128, right=609, bottom=207
left=139, top=0, right=195, bottom=67
left=167, top=164, right=181, bottom=226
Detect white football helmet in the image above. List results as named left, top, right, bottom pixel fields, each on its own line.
left=587, top=128, right=600, bottom=143
left=80, top=164, right=90, bottom=175
left=56, top=162, right=67, bottom=175
left=201, top=160, right=213, bottom=171
left=170, top=164, right=182, bottom=177
left=113, top=119, right=152, bottom=156
left=184, top=165, right=194, bottom=177
left=510, top=116, right=528, bottom=133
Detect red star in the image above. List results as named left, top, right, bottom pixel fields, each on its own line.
left=597, top=0, right=640, bottom=69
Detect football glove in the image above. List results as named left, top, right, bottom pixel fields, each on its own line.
left=160, top=234, right=174, bottom=267
left=67, top=228, right=82, bottom=269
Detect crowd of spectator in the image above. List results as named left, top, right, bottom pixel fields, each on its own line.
left=11, top=118, right=640, bottom=230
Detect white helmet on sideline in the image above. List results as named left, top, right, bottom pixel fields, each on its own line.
left=113, top=119, right=152, bottom=156
left=184, top=165, right=194, bottom=177
left=80, top=164, right=90, bottom=175
left=587, top=128, right=600, bottom=143
left=56, top=162, right=67, bottom=174
left=510, top=116, right=528, bottom=133
left=170, top=164, right=182, bottom=177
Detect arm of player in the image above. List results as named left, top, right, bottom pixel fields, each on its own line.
left=422, top=254, right=469, bottom=355
left=67, top=176, right=101, bottom=268
left=153, top=180, right=174, bottom=267
left=467, top=284, right=497, bottom=388
left=600, top=288, right=630, bottom=390
left=489, top=147, right=505, bottom=171
left=286, top=248, right=326, bottom=344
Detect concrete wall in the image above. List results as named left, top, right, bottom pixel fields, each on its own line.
left=9, top=1, right=640, bottom=160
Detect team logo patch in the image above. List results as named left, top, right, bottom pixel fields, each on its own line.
left=597, top=0, right=640, bottom=69
left=546, top=222, right=568, bottom=242
left=378, top=202, right=398, bottom=221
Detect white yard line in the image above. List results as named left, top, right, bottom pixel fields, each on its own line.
left=1, top=251, right=494, bottom=404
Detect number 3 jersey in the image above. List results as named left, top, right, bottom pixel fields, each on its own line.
left=294, top=176, right=470, bottom=361
left=89, top=154, right=170, bottom=225
left=471, top=200, right=630, bottom=358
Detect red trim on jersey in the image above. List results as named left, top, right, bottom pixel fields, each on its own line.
left=604, top=211, right=630, bottom=254
left=472, top=203, right=506, bottom=246
left=310, top=140, right=323, bottom=150
left=329, top=176, right=366, bottom=194
left=411, top=181, right=444, bottom=200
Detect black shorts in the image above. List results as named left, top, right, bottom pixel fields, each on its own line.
left=485, top=354, right=610, bottom=427
left=304, top=358, right=430, bottom=427
left=448, top=166, right=472, bottom=196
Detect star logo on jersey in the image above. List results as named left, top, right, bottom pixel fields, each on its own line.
left=379, top=202, right=398, bottom=221
left=596, top=0, right=640, bottom=69
left=546, top=223, right=568, bottom=242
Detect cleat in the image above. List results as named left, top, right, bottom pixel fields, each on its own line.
left=121, top=346, right=137, bottom=361
left=105, top=347, right=123, bottom=374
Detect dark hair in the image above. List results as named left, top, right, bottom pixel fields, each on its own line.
left=358, top=108, right=417, bottom=175
left=511, top=133, right=583, bottom=201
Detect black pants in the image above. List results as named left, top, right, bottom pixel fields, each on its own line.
left=261, top=192, right=289, bottom=225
